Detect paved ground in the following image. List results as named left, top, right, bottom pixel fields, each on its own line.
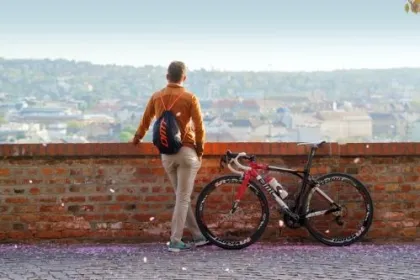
left=0, top=243, right=418, bottom=280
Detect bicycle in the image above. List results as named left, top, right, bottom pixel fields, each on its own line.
left=195, top=141, right=374, bottom=250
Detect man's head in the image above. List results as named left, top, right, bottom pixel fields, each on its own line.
left=166, top=61, right=187, bottom=84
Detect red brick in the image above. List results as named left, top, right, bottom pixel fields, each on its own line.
left=13, top=205, right=38, bottom=213
left=145, top=195, right=172, bottom=202
left=374, top=185, right=385, bottom=191
left=8, top=231, right=32, bottom=239
left=40, top=205, right=64, bottom=212
left=80, top=214, right=102, bottom=222
left=36, top=196, right=57, bottom=203
left=29, top=187, right=41, bottom=195
left=108, top=204, right=123, bottom=212
left=103, top=213, right=129, bottom=221
left=19, top=214, right=40, bottom=222
left=132, top=214, right=153, bottom=222
left=116, top=195, right=140, bottom=202
left=401, top=185, right=412, bottom=192
left=61, top=196, right=86, bottom=203
left=5, top=197, right=29, bottom=204
left=0, top=168, right=10, bottom=176
left=398, top=227, right=417, bottom=238
left=62, top=230, right=89, bottom=238
left=89, top=195, right=112, bottom=202
left=36, top=231, right=62, bottom=239
left=43, top=186, right=66, bottom=194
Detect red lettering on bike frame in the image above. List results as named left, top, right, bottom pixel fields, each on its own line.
left=234, top=162, right=268, bottom=201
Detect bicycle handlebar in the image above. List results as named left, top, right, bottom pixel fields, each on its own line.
left=229, top=152, right=252, bottom=174
left=219, top=150, right=253, bottom=175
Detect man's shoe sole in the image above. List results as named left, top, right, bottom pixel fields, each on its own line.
left=168, top=247, right=191, bottom=252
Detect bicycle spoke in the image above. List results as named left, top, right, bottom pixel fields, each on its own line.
left=304, top=173, right=374, bottom=246
left=195, top=175, right=270, bottom=250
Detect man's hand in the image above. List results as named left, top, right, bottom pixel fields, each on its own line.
left=132, top=135, right=141, bottom=146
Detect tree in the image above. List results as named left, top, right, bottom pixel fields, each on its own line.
left=66, top=121, right=84, bottom=135
left=405, top=0, right=420, bottom=13
left=119, top=125, right=137, bottom=142
left=119, top=131, right=133, bottom=142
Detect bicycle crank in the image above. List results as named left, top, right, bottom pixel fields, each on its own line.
left=283, top=207, right=303, bottom=229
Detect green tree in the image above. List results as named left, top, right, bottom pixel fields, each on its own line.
left=67, top=120, right=83, bottom=129
left=119, top=131, right=133, bottom=142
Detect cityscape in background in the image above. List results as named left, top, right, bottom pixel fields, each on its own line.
left=1, top=58, right=420, bottom=144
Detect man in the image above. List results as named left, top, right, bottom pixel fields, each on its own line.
left=132, top=61, right=208, bottom=252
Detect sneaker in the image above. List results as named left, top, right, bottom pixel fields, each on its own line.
left=193, top=236, right=210, bottom=247
left=168, top=241, right=191, bottom=252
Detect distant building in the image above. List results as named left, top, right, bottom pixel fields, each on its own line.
left=368, top=113, right=398, bottom=137
left=316, top=111, right=372, bottom=141
left=9, top=107, right=82, bottom=123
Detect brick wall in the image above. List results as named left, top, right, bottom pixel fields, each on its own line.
left=0, top=142, right=419, bottom=243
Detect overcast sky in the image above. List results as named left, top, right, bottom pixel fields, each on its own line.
left=0, top=0, right=419, bottom=71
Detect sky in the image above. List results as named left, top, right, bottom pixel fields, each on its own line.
left=0, top=0, right=419, bottom=71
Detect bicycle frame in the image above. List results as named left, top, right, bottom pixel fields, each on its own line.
left=226, top=143, right=339, bottom=220
left=198, top=141, right=373, bottom=249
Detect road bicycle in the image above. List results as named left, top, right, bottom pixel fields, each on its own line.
left=195, top=141, right=374, bottom=250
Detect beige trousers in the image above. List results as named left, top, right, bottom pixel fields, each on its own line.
left=161, top=146, right=202, bottom=243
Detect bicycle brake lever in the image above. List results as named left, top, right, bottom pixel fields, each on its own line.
left=219, top=155, right=227, bottom=171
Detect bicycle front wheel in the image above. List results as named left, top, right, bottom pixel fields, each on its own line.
left=304, top=172, right=374, bottom=246
left=195, top=175, right=270, bottom=250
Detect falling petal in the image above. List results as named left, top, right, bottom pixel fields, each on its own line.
left=61, top=203, right=65, bottom=207
left=166, top=242, right=170, bottom=246
left=29, top=180, right=32, bottom=184
left=354, top=158, right=360, bottom=164
left=225, top=268, right=230, bottom=272
left=149, top=217, right=155, bottom=222
left=176, top=112, right=181, bottom=117
left=182, top=267, right=187, bottom=271
left=366, top=145, right=369, bottom=148
left=143, top=257, right=147, bottom=263
left=109, top=188, right=115, bottom=193
left=279, top=220, right=284, bottom=228
left=42, top=143, right=47, bottom=147
left=14, top=245, right=17, bottom=249
left=325, top=229, right=330, bottom=234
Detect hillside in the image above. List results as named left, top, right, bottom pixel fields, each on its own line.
left=1, top=58, right=420, bottom=106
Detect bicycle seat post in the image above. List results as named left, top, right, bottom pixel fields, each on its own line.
left=304, top=146, right=317, bottom=173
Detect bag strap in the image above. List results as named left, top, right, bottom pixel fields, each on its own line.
left=159, top=88, right=187, bottom=142
left=159, top=89, right=184, bottom=111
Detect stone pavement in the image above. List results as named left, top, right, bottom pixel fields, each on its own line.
left=0, top=243, right=418, bottom=280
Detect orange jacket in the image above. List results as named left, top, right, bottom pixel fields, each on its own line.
left=135, top=83, right=205, bottom=156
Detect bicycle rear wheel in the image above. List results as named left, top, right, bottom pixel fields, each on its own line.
left=304, top=172, right=374, bottom=246
left=195, top=175, right=270, bottom=250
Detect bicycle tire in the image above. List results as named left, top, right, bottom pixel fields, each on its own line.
left=304, top=172, right=374, bottom=246
left=195, top=174, right=270, bottom=250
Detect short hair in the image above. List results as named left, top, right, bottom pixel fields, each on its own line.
left=167, top=61, right=186, bottom=83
